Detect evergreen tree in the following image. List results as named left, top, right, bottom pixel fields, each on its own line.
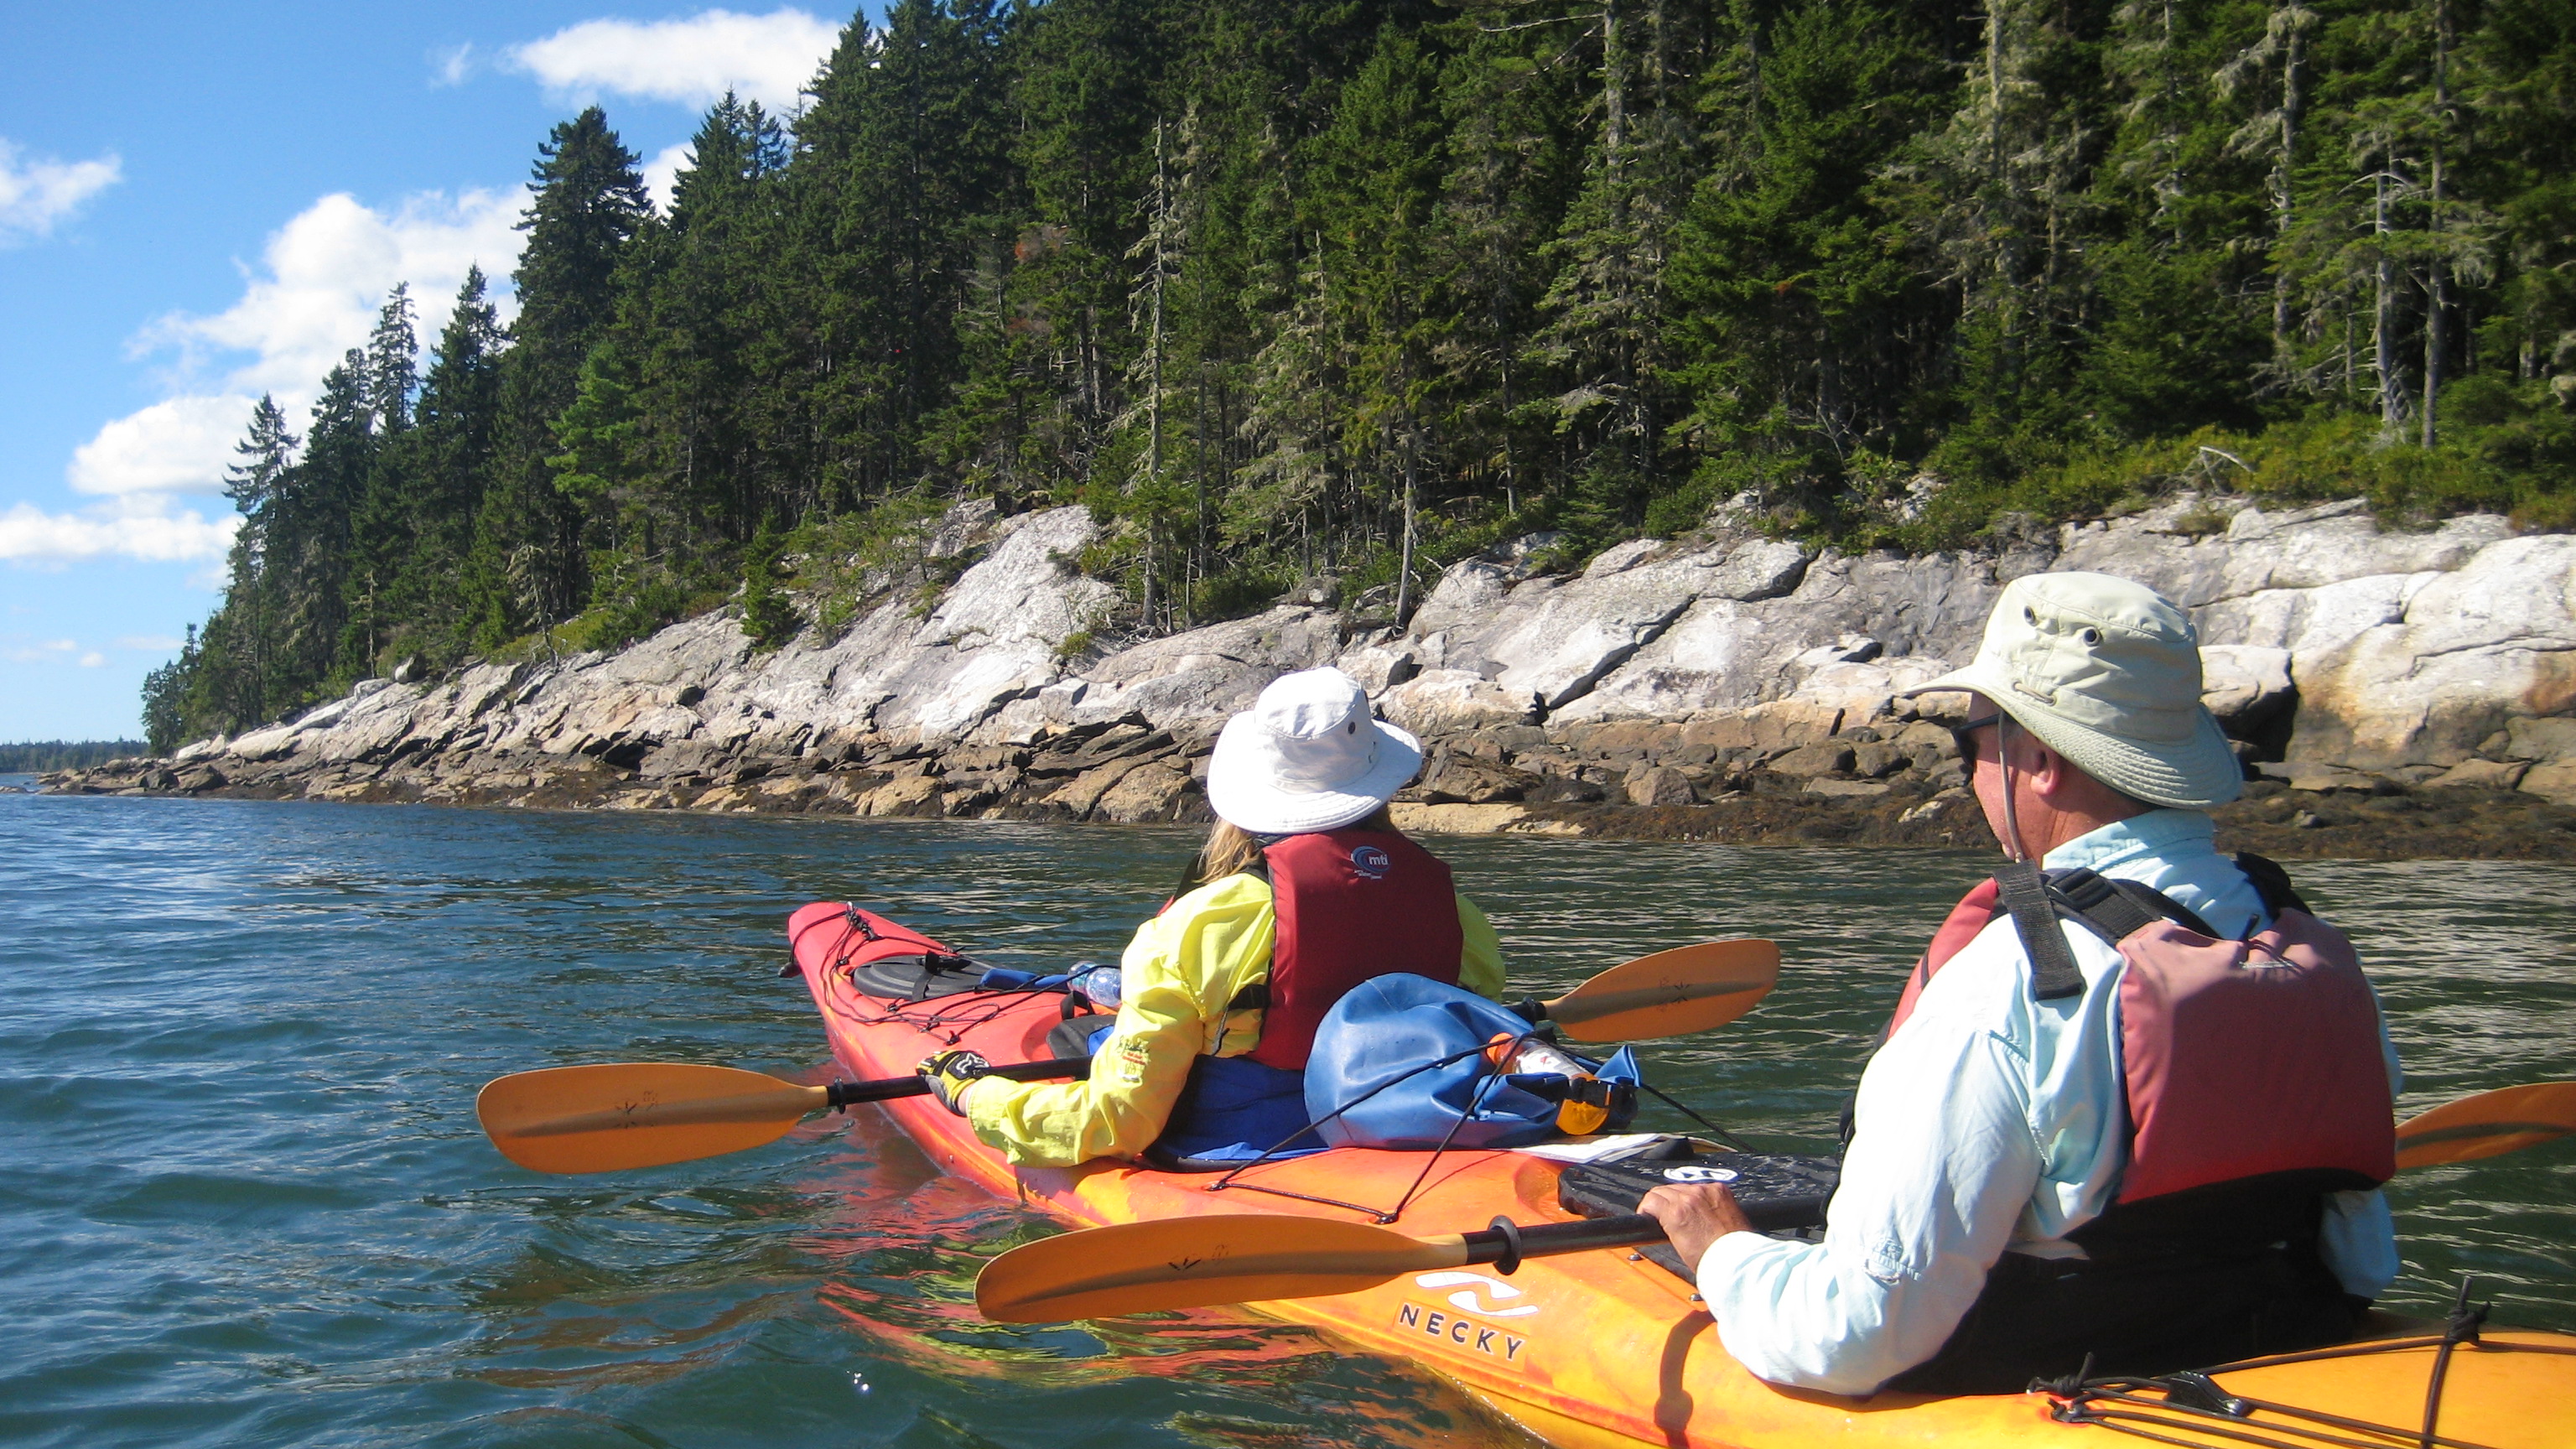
left=141, top=0, right=2576, bottom=741
left=400, top=267, right=507, bottom=654
left=363, top=283, right=418, bottom=435
left=471, top=106, right=651, bottom=646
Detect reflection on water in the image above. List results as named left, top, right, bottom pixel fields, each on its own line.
left=0, top=795, right=2568, bottom=1447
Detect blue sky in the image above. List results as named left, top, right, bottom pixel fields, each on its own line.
left=0, top=3, right=862, bottom=742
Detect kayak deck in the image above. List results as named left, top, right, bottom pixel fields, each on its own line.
left=787, top=901, right=2576, bottom=1449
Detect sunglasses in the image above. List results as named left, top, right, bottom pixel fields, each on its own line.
left=1950, top=713, right=2002, bottom=763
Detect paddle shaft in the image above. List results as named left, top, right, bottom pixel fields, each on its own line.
left=506, top=1056, right=1089, bottom=1138
left=1449, top=1213, right=1668, bottom=1271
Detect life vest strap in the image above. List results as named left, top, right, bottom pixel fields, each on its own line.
left=2049, top=868, right=2222, bottom=943
left=2000, top=864, right=2226, bottom=1003
left=2234, top=850, right=2311, bottom=915
left=1996, top=862, right=2087, bottom=1000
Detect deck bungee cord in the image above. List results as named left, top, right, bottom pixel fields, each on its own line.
left=2034, top=1280, right=2576, bottom=1449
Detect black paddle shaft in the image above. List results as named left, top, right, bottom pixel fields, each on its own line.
left=1462, top=1213, right=1666, bottom=1274
left=824, top=1056, right=1093, bottom=1107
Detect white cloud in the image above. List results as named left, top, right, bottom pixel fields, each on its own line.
left=68, top=395, right=262, bottom=497
left=0, top=138, right=121, bottom=242
left=35, top=187, right=529, bottom=541
left=78, top=652, right=106, bottom=667
left=138, top=188, right=523, bottom=403
left=641, top=141, right=695, bottom=215
left=508, top=8, right=839, bottom=113
left=432, top=41, right=476, bottom=86
left=0, top=498, right=240, bottom=566
left=2, top=637, right=78, bottom=664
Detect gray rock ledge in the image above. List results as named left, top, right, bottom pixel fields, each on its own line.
left=46, top=497, right=2576, bottom=859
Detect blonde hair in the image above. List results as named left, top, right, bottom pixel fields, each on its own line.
left=1190, top=806, right=1396, bottom=887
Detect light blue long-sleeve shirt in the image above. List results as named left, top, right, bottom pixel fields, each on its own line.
left=1698, top=810, right=2402, bottom=1395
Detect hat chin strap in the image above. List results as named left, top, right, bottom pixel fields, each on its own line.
left=1997, top=715, right=2030, bottom=865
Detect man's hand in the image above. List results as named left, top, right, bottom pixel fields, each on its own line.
left=1639, top=1182, right=1756, bottom=1275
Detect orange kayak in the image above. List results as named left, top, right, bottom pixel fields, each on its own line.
left=785, top=901, right=2576, bottom=1449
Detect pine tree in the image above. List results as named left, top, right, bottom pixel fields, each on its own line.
left=1668, top=0, right=1951, bottom=517
left=471, top=106, right=651, bottom=646
left=402, top=267, right=506, bottom=656
left=345, top=287, right=423, bottom=672
left=215, top=396, right=298, bottom=724
left=2218, top=3, right=2321, bottom=377
left=363, top=283, right=418, bottom=435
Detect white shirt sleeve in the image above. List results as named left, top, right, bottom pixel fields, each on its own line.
left=1696, top=981, right=2044, bottom=1394
left=2319, top=991, right=2406, bottom=1298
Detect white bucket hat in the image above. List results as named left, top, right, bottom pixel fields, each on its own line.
left=1903, top=571, right=2243, bottom=809
left=1206, top=667, right=1424, bottom=834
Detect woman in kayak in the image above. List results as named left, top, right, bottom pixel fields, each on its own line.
left=918, top=666, right=1507, bottom=1168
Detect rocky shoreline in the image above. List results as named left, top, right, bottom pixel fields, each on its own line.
left=47, top=495, right=2576, bottom=862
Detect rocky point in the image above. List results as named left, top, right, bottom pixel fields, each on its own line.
left=48, top=495, right=2576, bottom=860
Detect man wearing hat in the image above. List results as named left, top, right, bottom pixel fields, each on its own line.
left=1643, top=572, right=2402, bottom=1394
left=922, top=667, right=1507, bottom=1168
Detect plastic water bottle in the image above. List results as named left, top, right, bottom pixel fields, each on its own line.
left=1073, top=962, right=1121, bottom=1010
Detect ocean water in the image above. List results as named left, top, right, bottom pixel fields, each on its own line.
left=2, top=787, right=2569, bottom=1447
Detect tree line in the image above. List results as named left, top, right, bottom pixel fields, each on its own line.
left=143, top=0, right=2576, bottom=751
left=0, top=741, right=150, bottom=773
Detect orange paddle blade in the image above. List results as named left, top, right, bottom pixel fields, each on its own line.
left=976, top=1215, right=1469, bottom=1322
left=2395, top=1081, right=2576, bottom=1171
left=1544, top=939, right=1780, bottom=1041
left=476, top=1062, right=827, bottom=1175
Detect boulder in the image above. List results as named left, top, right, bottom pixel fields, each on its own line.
left=1426, top=536, right=1811, bottom=711
left=2519, top=760, right=2576, bottom=805
left=854, top=775, right=941, bottom=817
left=1410, top=755, right=1533, bottom=804
left=1555, top=547, right=1987, bottom=724
left=2506, top=717, right=2576, bottom=761
left=1045, top=758, right=1152, bottom=818
left=1337, top=640, right=1419, bottom=694
left=2056, top=497, right=2509, bottom=609
left=2282, top=534, right=2576, bottom=768
left=1379, top=669, right=1543, bottom=735
left=1389, top=802, right=1554, bottom=834
left=1094, top=761, right=1193, bottom=823
left=1060, top=605, right=1343, bottom=734
left=2426, top=759, right=2529, bottom=790
left=1624, top=765, right=1697, bottom=807
left=1768, top=743, right=1857, bottom=777
left=2199, top=645, right=2296, bottom=732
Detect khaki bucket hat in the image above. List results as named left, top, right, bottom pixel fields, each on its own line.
left=1903, top=572, right=2243, bottom=809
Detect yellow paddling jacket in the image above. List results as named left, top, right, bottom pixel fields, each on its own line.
left=962, top=872, right=1506, bottom=1167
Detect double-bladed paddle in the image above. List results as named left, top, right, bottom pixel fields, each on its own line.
left=974, top=1080, right=2576, bottom=1322
left=2393, top=1079, right=2576, bottom=1170
left=977, top=1212, right=1665, bottom=1323
left=477, top=937, right=1782, bottom=1175
left=476, top=1057, right=1093, bottom=1174
left=1521, top=938, right=1778, bottom=1043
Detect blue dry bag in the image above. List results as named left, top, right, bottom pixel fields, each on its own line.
left=1301, top=974, right=1641, bottom=1150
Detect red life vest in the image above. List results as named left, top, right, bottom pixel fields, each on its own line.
left=1886, top=858, right=2393, bottom=1207
left=1242, top=828, right=1464, bottom=1070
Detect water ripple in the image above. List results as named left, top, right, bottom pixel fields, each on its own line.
left=3, top=792, right=2568, bottom=1446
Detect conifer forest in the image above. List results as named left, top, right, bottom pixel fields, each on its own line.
left=143, top=0, right=2576, bottom=752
